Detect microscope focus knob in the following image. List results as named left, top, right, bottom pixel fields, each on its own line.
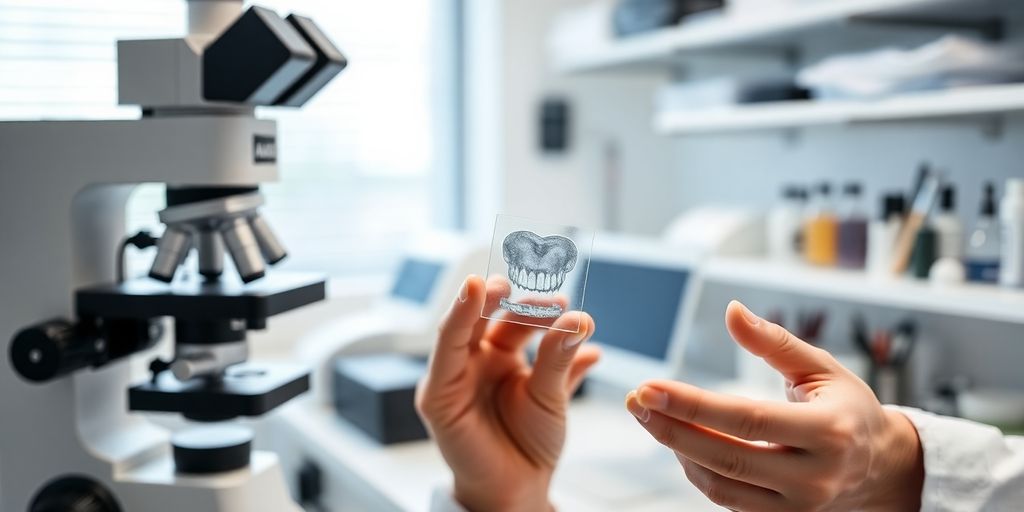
left=9, top=320, right=100, bottom=383
left=170, top=353, right=218, bottom=381
left=29, top=475, right=122, bottom=512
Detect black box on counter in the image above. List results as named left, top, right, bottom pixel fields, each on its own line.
left=332, top=354, right=428, bottom=445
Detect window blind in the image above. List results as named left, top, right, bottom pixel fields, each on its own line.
left=0, top=0, right=447, bottom=279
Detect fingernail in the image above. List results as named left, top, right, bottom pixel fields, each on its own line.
left=626, top=394, right=651, bottom=423
left=637, top=387, right=668, bottom=411
left=635, top=407, right=651, bottom=423
left=561, top=324, right=588, bottom=351
left=457, top=278, right=470, bottom=303
left=736, top=301, right=761, bottom=326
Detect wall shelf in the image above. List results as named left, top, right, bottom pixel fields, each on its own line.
left=702, top=257, right=1024, bottom=324
left=653, top=83, right=1024, bottom=134
left=554, top=0, right=1002, bottom=74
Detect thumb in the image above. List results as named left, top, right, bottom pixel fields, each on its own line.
left=725, top=300, right=837, bottom=382
left=528, top=312, right=595, bottom=410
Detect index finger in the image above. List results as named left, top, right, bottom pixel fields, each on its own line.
left=725, top=301, right=837, bottom=383
left=425, top=275, right=488, bottom=388
left=635, top=380, right=831, bottom=448
left=424, top=275, right=507, bottom=386
left=467, top=275, right=513, bottom=347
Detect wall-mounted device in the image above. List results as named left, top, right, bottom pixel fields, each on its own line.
left=540, top=96, right=571, bottom=154
left=0, top=1, right=345, bottom=510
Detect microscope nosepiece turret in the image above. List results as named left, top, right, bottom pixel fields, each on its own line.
left=148, top=187, right=288, bottom=284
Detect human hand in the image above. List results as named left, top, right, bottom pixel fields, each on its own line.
left=416, top=275, right=599, bottom=512
left=626, top=301, right=924, bottom=512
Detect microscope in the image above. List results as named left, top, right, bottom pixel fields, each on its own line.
left=0, top=1, right=345, bottom=510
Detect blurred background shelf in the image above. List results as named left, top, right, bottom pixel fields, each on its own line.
left=703, top=257, right=1024, bottom=324
left=653, top=83, right=1024, bottom=134
left=555, top=0, right=1003, bottom=74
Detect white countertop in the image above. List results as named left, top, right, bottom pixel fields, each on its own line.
left=270, top=394, right=720, bottom=511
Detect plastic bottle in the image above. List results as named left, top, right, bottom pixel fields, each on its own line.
left=932, top=184, right=963, bottom=261
left=805, top=182, right=838, bottom=266
left=768, top=185, right=807, bottom=263
left=838, top=182, right=868, bottom=269
left=966, top=183, right=1000, bottom=283
left=999, top=178, right=1024, bottom=288
left=867, top=193, right=907, bottom=278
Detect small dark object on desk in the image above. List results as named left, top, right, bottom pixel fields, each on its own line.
left=333, top=354, right=429, bottom=445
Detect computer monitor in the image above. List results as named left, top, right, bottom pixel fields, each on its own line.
left=377, top=231, right=488, bottom=319
left=390, top=258, right=445, bottom=305
left=584, top=234, right=701, bottom=390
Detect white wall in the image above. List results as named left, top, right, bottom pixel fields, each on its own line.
left=463, top=0, right=680, bottom=235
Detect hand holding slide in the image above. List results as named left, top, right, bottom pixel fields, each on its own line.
left=416, top=275, right=600, bottom=512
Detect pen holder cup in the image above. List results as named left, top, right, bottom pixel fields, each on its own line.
left=869, top=363, right=911, bottom=405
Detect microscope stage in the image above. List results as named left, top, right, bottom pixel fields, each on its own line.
left=130, top=362, right=309, bottom=421
left=77, top=272, right=326, bottom=329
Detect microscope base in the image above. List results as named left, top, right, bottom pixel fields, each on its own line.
left=115, top=450, right=301, bottom=512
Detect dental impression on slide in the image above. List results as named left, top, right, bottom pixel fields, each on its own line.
left=501, top=231, right=578, bottom=318
left=484, top=215, right=593, bottom=332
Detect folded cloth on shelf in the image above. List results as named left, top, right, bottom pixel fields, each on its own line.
left=655, top=77, right=809, bottom=112
left=797, top=35, right=1024, bottom=99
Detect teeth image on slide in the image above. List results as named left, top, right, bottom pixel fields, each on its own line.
left=502, top=231, right=577, bottom=293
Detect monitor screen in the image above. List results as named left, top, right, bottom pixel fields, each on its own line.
left=584, top=259, right=689, bottom=361
left=390, top=258, right=444, bottom=304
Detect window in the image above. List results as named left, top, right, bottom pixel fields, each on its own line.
left=0, top=0, right=459, bottom=278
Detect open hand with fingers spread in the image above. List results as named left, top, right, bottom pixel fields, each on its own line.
left=416, top=275, right=600, bottom=512
left=626, top=301, right=925, bottom=512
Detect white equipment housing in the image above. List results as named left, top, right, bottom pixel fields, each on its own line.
left=294, top=232, right=488, bottom=405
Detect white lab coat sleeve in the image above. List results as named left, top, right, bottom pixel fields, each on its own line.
left=886, top=406, right=1024, bottom=512
left=430, top=488, right=468, bottom=512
